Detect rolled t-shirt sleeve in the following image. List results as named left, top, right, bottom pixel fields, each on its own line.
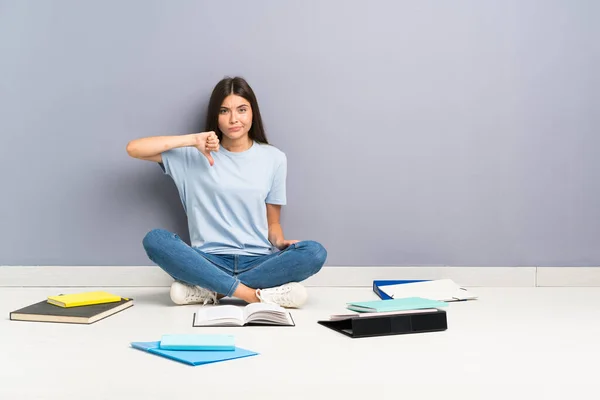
left=159, top=147, right=199, bottom=198
left=266, top=153, right=287, bottom=205
left=159, top=147, right=190, bottom=175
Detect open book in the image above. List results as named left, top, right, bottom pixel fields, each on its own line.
left=193, top=303, right=295, bottom=327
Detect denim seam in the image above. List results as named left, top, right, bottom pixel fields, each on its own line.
left=225, top=278, right=241, bottom=297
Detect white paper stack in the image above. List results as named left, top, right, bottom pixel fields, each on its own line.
left=378, top=279, right=478, bottom=302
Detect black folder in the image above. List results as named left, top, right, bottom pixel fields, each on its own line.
left=318, top=309, right=447, bottom=338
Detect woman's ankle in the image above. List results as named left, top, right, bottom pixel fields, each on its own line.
left=232, top=283, right=260, bottom=303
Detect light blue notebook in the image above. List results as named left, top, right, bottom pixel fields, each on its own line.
left=159, top=334, right=235, bottom=351
left=346, top=297, right=448, bottom=313
left=131, top=341, right=258, bottom=366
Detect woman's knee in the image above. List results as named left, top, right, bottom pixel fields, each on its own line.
left=298, top=240, right=328, bottom=272
left=142, top=228, right=173, bottom=253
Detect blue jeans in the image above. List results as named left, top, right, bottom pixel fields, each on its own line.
left=142, top=229, right=327, bottom=296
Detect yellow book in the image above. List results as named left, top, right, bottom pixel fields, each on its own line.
left=47, top=291, right=122, bottom=308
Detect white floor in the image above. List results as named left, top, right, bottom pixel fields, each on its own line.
left=3, top=286, right=600, bottom=400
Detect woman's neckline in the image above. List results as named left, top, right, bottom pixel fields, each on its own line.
left=220, top=140, right=257, bottom=156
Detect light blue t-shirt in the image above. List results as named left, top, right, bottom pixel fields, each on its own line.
left=160, top=141, right=287, bottom=256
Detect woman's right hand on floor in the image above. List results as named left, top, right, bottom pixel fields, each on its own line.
left=194, top=131, right=220, bottom=166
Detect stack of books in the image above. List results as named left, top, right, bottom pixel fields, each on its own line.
left=131, top=334, right=258, bottom=366
left=9, top=291, right=134, bottom=324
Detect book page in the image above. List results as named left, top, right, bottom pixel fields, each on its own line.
left=243, top=303, right=293, bottom=325
left=243, top=303, right=284, bottom=318
left=194, top=305, right=244, bottom=326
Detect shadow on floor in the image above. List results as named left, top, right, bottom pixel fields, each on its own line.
left=126, top=289, right=248, bottom=307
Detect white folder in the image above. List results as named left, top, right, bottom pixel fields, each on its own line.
left=378, top=279, right=477, bottom=302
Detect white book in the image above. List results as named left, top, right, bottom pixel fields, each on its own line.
left=193, top=303, right=295, bottom=327
left=378, top=279, right=478, bottom=302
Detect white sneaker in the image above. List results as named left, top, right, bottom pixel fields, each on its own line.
left=169, top=281, right=218, bottom=305
left=256, top=282, right=307, bottom=308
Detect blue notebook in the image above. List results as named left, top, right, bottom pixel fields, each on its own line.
left=159, top=334, right=235, bottom=351
left=131, top=341, right=258, bottom=366
left=346, top=297, right=448, bottom=313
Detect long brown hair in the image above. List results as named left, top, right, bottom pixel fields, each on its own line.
left=205, top=77, right=269, bottom=144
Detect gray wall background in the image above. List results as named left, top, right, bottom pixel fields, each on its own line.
left=1, top=0, right=598, bottom=267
